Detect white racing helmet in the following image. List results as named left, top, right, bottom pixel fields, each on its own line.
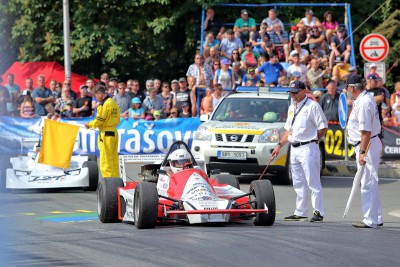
left=168, top=149, right=193, bottom=173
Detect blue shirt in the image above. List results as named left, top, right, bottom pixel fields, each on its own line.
left=32, top=87, right=52, bottom=116
left=257, top=62, right=284, bottom=84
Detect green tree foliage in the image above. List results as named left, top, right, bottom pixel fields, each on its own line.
left=0, top=0, right=398, bottom=87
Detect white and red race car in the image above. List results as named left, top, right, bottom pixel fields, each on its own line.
left=97, top=141, right=276, bottom=229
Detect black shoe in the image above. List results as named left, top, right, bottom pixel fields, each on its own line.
left=352, top=222, right=372, bottom=228
left=310, top=210, right=323, bottom=223
left=378, top=223, right=383, bottom=227
left=284, top=215, right=308, bottom=221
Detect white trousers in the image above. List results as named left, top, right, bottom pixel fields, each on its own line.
left=356, top=137, right=382, bottom=227
left=290, top=142, right=324, bottom=217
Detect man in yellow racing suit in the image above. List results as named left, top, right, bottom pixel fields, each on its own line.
left=85, top=85, right=120, bottom=178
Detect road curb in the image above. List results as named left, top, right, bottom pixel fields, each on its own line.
left=323, top=160, right=400, bottom=179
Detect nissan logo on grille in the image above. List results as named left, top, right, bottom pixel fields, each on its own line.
left=230, top=135, right=238, bottom=142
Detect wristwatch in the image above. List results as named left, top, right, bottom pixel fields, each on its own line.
left=277, top=142, right=282, bottom=148
left=359, top=150, right=366, bottom=155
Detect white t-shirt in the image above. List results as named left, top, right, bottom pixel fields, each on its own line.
left=347, top=91, right=381, bottom=145
left=216, top=69, right=233, bottom=89
left=285, top=97, right=328, bottom=143
left=287, top=64, right=308, bottom=83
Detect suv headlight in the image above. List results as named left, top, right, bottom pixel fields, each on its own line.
left=194, top=125, right=212, bottom=141
left=258, top=129, right=280, bottom=143
left=14, top=170, right=31, bottom=176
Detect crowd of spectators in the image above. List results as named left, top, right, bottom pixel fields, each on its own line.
left=0, top=7, right=398, bottom=125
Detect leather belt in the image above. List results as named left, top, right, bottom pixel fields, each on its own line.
left=353, top=134, right=378, bottom=147
left=291, top=140, right=318, bottom=148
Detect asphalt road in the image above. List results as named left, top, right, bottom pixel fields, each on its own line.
left=1, top=175, right=400, bottom=267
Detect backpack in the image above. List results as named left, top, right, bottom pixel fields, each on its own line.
left=216, top=68, right=233, bottom=83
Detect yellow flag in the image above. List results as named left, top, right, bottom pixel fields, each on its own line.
left=38, top=119, right=80, bottom=169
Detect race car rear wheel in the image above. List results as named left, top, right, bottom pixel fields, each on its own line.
left=214, top=174, right=240, bottom=189
left=249, top=180, right=276, bottom=226
left=97, top=178, right=124, bottom=223
left=134, top=182, right=158, bottom=229
left=83, top=161, right=99, bottom=191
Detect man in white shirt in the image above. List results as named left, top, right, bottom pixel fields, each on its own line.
left=345, top=74, right=383, bottom=228
left=272, top=80, right=328, bottom=223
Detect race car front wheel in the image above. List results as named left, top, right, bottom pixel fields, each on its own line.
left=134, top=182, right=158, bottom=229
left=249, top=180, right=276, bottom=226
left=97, top=178, right=124, bottom=223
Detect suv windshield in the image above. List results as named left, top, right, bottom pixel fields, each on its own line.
left=212, top=97, right=289, bottom=123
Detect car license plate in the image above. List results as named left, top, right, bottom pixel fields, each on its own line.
left=217, top=151, right=247, bottom=160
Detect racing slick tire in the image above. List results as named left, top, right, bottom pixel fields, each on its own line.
left=249, top=180, right=276, bottom=226
left=134, top=182, right=158, bottom=229
left=86, top=155, right=97, bottom=162
left=83, top=161, right=99, bottom=191
left=97, top=177, right=124, bottom=223
left=214, top=174, right=240, bottom=190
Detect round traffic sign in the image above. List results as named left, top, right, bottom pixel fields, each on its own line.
left=359, top=33, right=389, bottom=62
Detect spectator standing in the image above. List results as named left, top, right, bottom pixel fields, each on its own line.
left=256, top=52, right=285, bottom=85
left=234, top=9, right=257, bottom=44
left=366, top=74, right=385, bottom=135
left=49, top=79, right=61, bottom=101
left=232, top=61, right=245, bottom=89
left=287, top=53, right=308, bottom=83
left=203, top=8, right=224, bottom=40
left=142, top=87, right=164, bottom=120
left=212, top=84, right=224, bottom=108
left=269, top=24, right=290, bottom=61
left=130, top=79, right=146, bottom=103
left=32, top=75, right=54, bottom=116
left=63, top=80, right=76, bottom=100
left=322, top=11, right=339, bottom=43
left=262, top=9, right=285, bottom=34
left=73, top=86, right=93, bottom=117
left=214, top=58, right=235, bottom=90
left=154, top=79, right=161, bottom=94
left=200, top=87, right=214, bottom=115
left=173, top=77, right=196, bottom=117
left=220, top=29, right=243, bottom=60
left=389, top=82, right=400, bottom=109
left=4, top=73, right=20, bottom=114
left=271, top=80, right=328, bottom=223
left=113, top=82, right=131, bottom=115
left=0, top=77, right=10, bottom=116
left=319, top=80, right=340, bottom=122
left=86, top=78, right=95, bottom=95
left=24, top=78, right=35, bottom=95
left=170, top=79, right=180, bottom=96
left=365, top=63, right=380, bottom=79
left=329, top=26, right=351, bottom=69
left=145, top=80, right=154, bottom=92
left=345, top=74, right=383, bottom=228
left=19, top=90, right=35, bottom=118
left=55, top=84, right=74, bottom=118
left=159, top=82, right=173, bottom=118
left=186, top=54, right=213, bottom=88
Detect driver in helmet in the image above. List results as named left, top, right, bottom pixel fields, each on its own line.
left=168, top=149, right=194, bottom=173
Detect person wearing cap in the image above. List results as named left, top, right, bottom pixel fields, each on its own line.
left=170, top=79, right=180, bottom=96
left=261, top=9, right=285, bottom=34
left=220, top=29, right=244, bottom=60
left=186, top=53, right=213, bottom=88
left=332, top=56, right=351, bottom=86
left=242, top=67, right=261, bottom=86
left=345, top=74, right=383, bottom=228
left=214, top=58, right=235, bottom=90
left=366, top=74, right=386, bottom=138
left=73, top=85, right=93, bottom=117
left=19, top=90, right=35, bottom=118
left=112, top=82, right=132, bottom=117
left=85, top=84, right=121, bottom=178
left=153, top=110, right=162, bottom=121
left=179, top=102, right=191, bottom=118
left=296, top=9, right=322, bottom=30
left=256, top=51, right=285, bottom=85
left=126, top=97, right=145, bottom=120
left=329, top=26, right=351, bottom=69
left=203, top=8, right=224, bottom=41
left=241, top=41, right=260, bottom=68
left=234, top=9, right=257, bottom=44
left=142, top=87, right=164, bottom=120
left=271, top=80, right=328, bottom=223
left=32, top=75, right=55, bottom=116
left=309, top=43, right=328, bottom=65
left=365, top=63, right=380, bottom=79
left=287, top=53, right=308, bottom=83
left=251, top=22, right=270, bottom=54
left=289, top=42, right=309, bottom=62
left=173, top=77, right=196, bottom=117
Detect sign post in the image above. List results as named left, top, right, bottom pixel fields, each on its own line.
left=338, top=93, right=349, bottom=161
left=359, top=33, right=389, bottom=63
